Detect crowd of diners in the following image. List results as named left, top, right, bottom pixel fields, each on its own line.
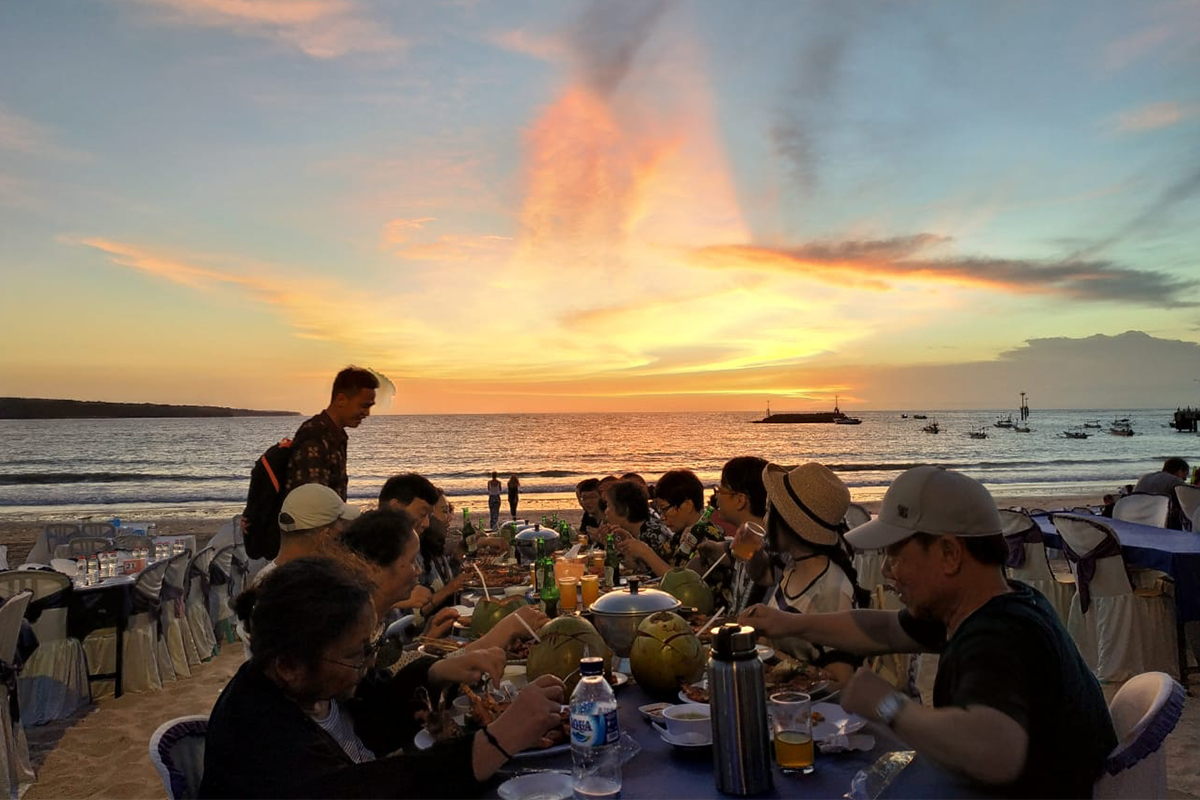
left=201, top=457, right=1120, bottom=799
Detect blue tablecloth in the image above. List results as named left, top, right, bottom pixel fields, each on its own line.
left=490, top=681, right=988, bottom=799
left=1034, top=513, right=1200, bottom=621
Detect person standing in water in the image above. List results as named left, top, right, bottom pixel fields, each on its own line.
left=507, top=474, right=520, bottom=520
left=487, top=472, right=502, bottom=530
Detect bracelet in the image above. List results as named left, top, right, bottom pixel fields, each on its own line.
left=482, top=725, right=513, bottom=760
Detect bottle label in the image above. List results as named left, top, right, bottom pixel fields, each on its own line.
left=571, top=709, right=619, bottom=747
left=604, top=566, right=614, bottom=588
left=678, top=530, right=698, bottom=556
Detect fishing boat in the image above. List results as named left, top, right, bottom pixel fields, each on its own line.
left=1082, top=419, right=1102, bottom=429
left=967, top=427, right=988, bottom=439
left=1013, top=424, right=1032, bottom=433
left=922, top=421, right=940, bottom=434
left=913, top=414, right=928, bottom=420
left=994, top=415, right=1015, bottom=429
left=835, top=416, right=862, bottom=425
left=1060, top=428, right=1089, bottom=439
left=755, top=397, right=850, bottom=424
left=1109, top=418, right=1135, bottom=436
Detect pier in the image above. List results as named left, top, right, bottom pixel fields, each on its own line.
left=1173, top=407, right=1200, bottom=432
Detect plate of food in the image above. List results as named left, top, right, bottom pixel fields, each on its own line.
left=414, top=684, right=570, bottom=758
left=810, top=702, right=866, bottom=740
left=607, top=672, right=629, bottom=690
left=678, top=661, right=832, bottom=705
left=463, top=563, right=531, bottom=590
left=638, top=702, right=671, bottom=724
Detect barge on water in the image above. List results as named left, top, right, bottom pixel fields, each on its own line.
left=754, top=399, right=850, bottom=424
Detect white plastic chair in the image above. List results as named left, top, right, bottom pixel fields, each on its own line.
left=1094, top=672, right=1185, bottom=798
left=1112, top=494, right=1170, bottom=528
left=1174, top=484, right=1200, bottom=530
left=0, top=591, right=35, bottom=797
left=26, top=524, right=80, bottom=565
left=0, top=570, right=90, bottom=725
left=1052, top=514, right=1176, bottom=684
left=149, top=714, right=208, bottom=799
left=999, top=509, right=1073, bottom=624
left=80, top=522, right=116, bottom=539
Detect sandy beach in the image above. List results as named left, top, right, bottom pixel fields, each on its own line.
left=8, top=496, right=1198, bottom=799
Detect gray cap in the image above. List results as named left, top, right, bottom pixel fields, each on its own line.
left=846, top=466, right=1002, bottom=551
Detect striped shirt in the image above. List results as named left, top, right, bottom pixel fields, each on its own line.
left=312, top=699, right=376, bottom=764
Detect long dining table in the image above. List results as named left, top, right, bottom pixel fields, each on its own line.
left=1032, top=511, right=1200, bottom=681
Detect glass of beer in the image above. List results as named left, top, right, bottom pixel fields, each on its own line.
left=558, top=577, right=578, bottom=614
left=580, top=574, right=600, bottom=607
left=732, top=521, right=766, bottom=561
left=591, top=553, right=605, bottom=575
left=770, top=691, right=815, bottom=774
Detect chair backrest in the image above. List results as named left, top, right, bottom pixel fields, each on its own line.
left=1052, top=513, right=1112, bottom=555
left=1094, top=672, right=1185, bottom=799
left=0, top=545, right=7, bottom=572
left=0, top=569, right=73, bottom=642
left=189, top=547, right=217, bottom=580
left=163, top=551, right=192, bottom=592
left=149, top=715, right=208, bottom=800
left=1112, top=493, right=1170, bottom=528
left=843, top=503, right=871, bottom=530
left=133, top=559, right=172, bottom=606
left=68, top=537, right=112, bottom=557
left=0, top=569, right=71, bottom=602
left=1052, top=514, right=1131, bottom=600
left=999, top=510, right=1054, bottom=582
left=115, top=535, right=148, bottom=551
left=81, top=522, right=116, bottom=538
left=210, top=545, right=235, bottom=583
left=0, top=591, right=33, bottom=661
left=43, top=523, right=81, bottom=548
left=1174, top=483, right=1200, bottom=526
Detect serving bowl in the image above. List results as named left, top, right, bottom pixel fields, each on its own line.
left=588, top=578, right=681, bottom=657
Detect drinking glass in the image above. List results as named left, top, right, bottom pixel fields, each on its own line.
left=732, top=521, right=766, bottom=561
left=770, top=691, right=814, bottom=774
left=558, top=577, right=578, bottom=614
left=580, top=574, right=600, bottom=607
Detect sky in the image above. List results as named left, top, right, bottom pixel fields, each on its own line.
left=2, top=0, right=1199, bottom=414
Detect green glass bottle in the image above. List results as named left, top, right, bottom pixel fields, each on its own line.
left=539, top=551, right=559, bottom=617
left=534, top=537, right=546, bottom=591
left=604, top=533, right=620, bottom=589
left=462, top=508, right=477, bottom=556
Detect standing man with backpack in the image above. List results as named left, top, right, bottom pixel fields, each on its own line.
left=286, top=366, right=379, bottom=500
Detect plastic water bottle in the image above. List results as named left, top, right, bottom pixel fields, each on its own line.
left=570, top=656, right=621, bottom=799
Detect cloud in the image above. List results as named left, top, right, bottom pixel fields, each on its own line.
left=0, top=103, right=89, bottom=162
left=1112, top=101, right=1197, bottom=133
left=1070, top=163, right=1200, bottom=259
left=380, top=217, right=435, bottom=247
left=126, top=0, right=404, bottom=59
left=693, top=234, right=1199, bottom=307
left=486, top=28, right=567, bottom=63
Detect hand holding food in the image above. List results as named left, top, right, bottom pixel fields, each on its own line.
left=424, top=606, right=460, bottom=638
left=428, top=646, right=507, bottom=688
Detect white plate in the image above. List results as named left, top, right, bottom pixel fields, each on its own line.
left=653, top=723, right=712, bottom=748
left=497, top=772, right=573, bottom=800
left=607, top=672, right=629, bottom=690
left=756, top=645, right=774, bottom=662
left=678, top=681, right=708, bottom=706
left=414, top=729, right=570, bottom=759
left=638, top=702, right=671, bottom=724
left=811, top=702, right=866, bottom=740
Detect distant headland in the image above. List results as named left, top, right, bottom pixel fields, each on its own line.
left=0, top=397, right=300, bottom=419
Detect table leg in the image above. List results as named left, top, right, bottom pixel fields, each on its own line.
left=114, top=608, right=126, bottom=699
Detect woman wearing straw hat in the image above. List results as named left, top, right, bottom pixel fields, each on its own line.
left=760, top=462, right=870, bottom=687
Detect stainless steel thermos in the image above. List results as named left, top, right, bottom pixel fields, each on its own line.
left=708, top=623, right=774, bottom=795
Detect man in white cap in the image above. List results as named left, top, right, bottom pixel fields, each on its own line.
left=256, top=483, right=361, bottom=583
left=741, top=465, right=1115, bottom=798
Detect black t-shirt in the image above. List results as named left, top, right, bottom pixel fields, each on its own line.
left=580, top=511, right=603, bottom=532
left=899, top=581, right=1116, bottom=798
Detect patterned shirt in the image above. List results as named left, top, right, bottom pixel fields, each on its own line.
left=285, top=411, right=348, bottom=500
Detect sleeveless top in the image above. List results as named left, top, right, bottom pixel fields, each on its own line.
left=766, top=556, right=856, bottom=665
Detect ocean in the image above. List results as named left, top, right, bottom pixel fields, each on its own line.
left=0, top=409, right=1193, bottom=521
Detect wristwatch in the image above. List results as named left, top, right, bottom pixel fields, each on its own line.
left=874, top=691, right=909, bottom=728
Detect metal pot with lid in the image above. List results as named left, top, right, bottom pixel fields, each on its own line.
left=588, top=578, right=682, bottom=657
left=513, top=523, right=559, bottom=562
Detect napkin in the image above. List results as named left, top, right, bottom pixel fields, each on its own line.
left=818, top=733, right=874, bottom=753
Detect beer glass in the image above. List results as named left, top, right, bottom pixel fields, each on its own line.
left=732, top=521, right=766, bottom=561
left=558, top=577, right=578, bottom=614
left=580, top=574, right=600, bottom=607
left=770, top=691, right=814, bottom=774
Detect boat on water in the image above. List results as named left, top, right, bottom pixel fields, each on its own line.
left=994, top=415, right=1015, bottom=429
left=913, top=414, right=928, bottom=420
left=1109, top=418, right=1135, bottom=436
left=835, top=416, right=862, bottom=425
left=967, top=427, right=988, bottom=439
left=755, top=397, right=854, bottom=424
left=923, top=421, right=940, bottom=434
left=1082, top=419, right=1102, bottom=429
left=1060, top=428, right=1089, bottom=439
left=1012, top=424, right=1032, bottom=433
left=900, top=414, right=908, bottom=419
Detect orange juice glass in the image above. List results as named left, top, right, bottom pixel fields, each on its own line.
left=580, top=575, right=600, bottom=607
left=558, top=577, right=578, bottom=613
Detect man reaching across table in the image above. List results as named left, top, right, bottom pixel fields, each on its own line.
left=741, top=465, right=1116, bottom=798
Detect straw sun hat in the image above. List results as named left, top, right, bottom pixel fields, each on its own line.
left=762, top=462, right=851, bottom=547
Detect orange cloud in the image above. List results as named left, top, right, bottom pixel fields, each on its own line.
left=0, top=103, right=89, bottom=161
left=380, top=216, right=435, bottom=247
left=128, top=0, right=403, bottom=58
left=1113, top=101, right=1196, bottom=133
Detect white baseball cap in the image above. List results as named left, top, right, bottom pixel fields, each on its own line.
left=846, top=466, right=1002, bottom=551
left=278, top=483, right=360, bottom=532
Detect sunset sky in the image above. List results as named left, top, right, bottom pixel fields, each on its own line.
left=2, top=1, right=1199, bottom=414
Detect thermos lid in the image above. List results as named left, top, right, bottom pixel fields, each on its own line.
left=712, top=622, right=758, bottom=659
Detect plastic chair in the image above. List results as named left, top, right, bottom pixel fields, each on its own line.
left=1112, top=494, right=1170, bottom=528
left=80, top=522, right=116, bottom=538
left=0, top=591, right=35, bottom=797
left=1052, top=514, right=1176, bottom=684
left=998, top=509, right=1073, bottom=624
left=65, top=537, right=112, bottom=558
left=184, top=549, right=218, bottom=662
left=0, top=570, right=90, bottom=725
left=161, top=551, right=194, bottom=680
left=1174, top=484, right=1200, bottom=530
left=1094, top=672, right=1185, bottom=798
left=149, top=714, right=208, bottom=799
left=26, top=524, right=81, bottom=565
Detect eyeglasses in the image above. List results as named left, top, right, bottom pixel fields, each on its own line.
left=712, top=485, right=742, bottom=497
left=322, top=632, right=386, bottom=672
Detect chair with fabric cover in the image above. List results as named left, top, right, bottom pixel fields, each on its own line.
left=83, top=559, right=172, bottom=696
left=1052, top=514, right=1176, bottom=684
left=160, top=551, right=194, bottom=679
left=26, top=524, right=81, bottom=565
left=0, top=591, right=35, bottom=797
left=207, top=546, right=240, bottom=644
left=843, top=504, right=871, bottom=530
left=0, top=570, right=90, bottom=725
left=1112, top=494, right=1170, bottom=528
left=80, top=522, right=116, bottom=539
left=184, top=549, right=218, bottom=662
left=1094, top=672, right=1185, bottom=799
left=1174, top=484, right=1200, bottom=531
left=0, top=548, right=7, bottom=573
left=65, top=537, right=111, bottom=558
left=847, top=504, right=884, bottom=594
left=999, top=509, right=1073, bottom=623
left=149, top=714, right=208, bottom=799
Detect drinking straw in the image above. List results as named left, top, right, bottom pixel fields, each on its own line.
left=514, top=611, right=542, bottom=643
left=698, top=606, right=728, bottom=637
left=700, top=552, right=728, bottom=582
left=473, top=564, right=491, bottom=600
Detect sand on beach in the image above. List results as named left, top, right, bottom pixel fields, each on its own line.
left=10, top=496, right=1199, bottom=800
